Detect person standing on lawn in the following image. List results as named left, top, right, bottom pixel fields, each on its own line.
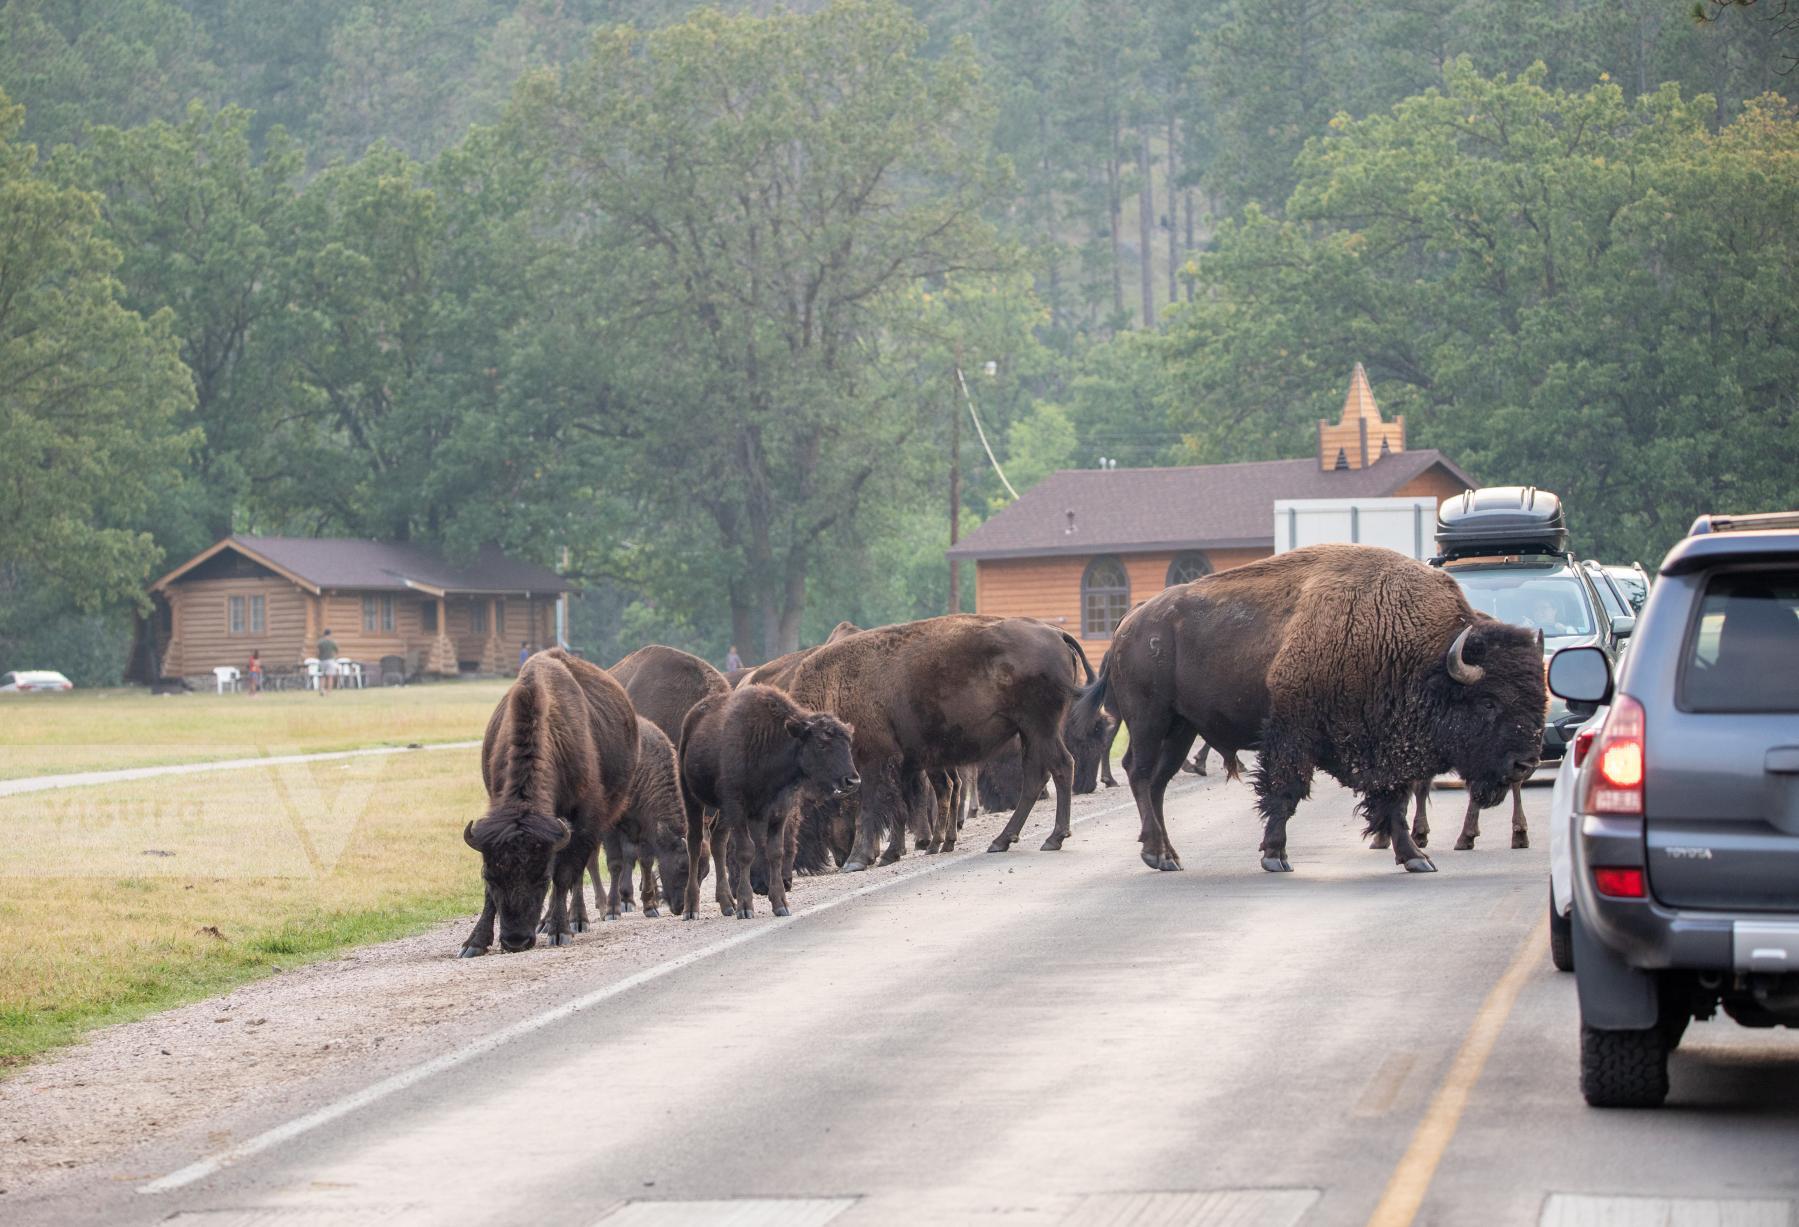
left=247, top=650, right=262, bottom=697
left=317, top=629, right=339, bottom=695
left=724, top=644, right=744, bottom=672
left=519, top=641, right=532, bottom=673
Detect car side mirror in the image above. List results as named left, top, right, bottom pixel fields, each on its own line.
left=1548, top=645, right=1613, bottom=706
left=1610, top=614, right=1636, bottom=639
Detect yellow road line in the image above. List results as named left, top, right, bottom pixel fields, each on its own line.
left=1365, top=915, right=1548, bottom=1227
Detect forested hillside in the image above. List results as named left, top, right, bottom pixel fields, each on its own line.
left=1, top=0, right=1794, bottom=678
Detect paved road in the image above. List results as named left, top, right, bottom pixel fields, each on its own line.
left=21, top=774, right=1799, bottom=1226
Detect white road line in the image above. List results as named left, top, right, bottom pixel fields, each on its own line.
left=140, top=786, right=1175, bottom=1194
left=0, top=741, right=483, bottom=799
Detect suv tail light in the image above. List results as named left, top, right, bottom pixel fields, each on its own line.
left=1582, top=695, right=1644, bottom=816
left=1593, top=866, right=1646, bottom=898
left=1572, top=726, right=1597, bottom=768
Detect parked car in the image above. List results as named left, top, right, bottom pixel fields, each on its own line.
left=1432, top=487, right=1630, bottom=762
left=0, top=670, right=74, bottom=693
left=1600, top=562, right=1652, bottom=614
left=1548, top=509, right=1799, bottom=1108
left=1547, top=705, right=1605, bottom=972
left=1581, top=560, right=1636, bottom=626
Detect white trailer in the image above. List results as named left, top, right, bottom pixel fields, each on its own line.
left=1273, top=496, right=1441, bottom=561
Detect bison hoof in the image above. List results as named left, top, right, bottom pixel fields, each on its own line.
left=604, top=911, right=621, bottom=921
left=719, top=902, right=734, bottom=917
left=1454, top=836, right=1476, bottom=851
left=546, top=931, right=573, bottom=946
left=841, top=859, right=868, bottom=873
left=735, top=906, right=753, bottom=919
left=988, top=839, right=1014, bottom=854
left=773, top=906, right=791, bottom=917
left=1403, top=857, right=1437, bottom=874
left=1512, top=831, right=1530, bottom=849
left=1158, top=856, right=1182, bottom=872
left=643, top=905, right=660, bottom=918
left=1040, top=834, right=1066, bottom=851
left=569, top=918, right=590, bottom=934
left=1260, top=854, right=1293, bottom=873
left=877, top=851, right=903, bottom=866
left=682, top=911, right=697, bottom=922
left=456, top=944, right=487, bottom=959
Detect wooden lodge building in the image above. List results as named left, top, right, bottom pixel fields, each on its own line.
left=146, top=536, right=571, bottom=681
left=946, top=365, right=1475, bottom=648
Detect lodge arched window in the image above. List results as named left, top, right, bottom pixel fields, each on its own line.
left=1082, top=555, right=1131, bottom=638
left=1166, top=551, right=1213, bottom=587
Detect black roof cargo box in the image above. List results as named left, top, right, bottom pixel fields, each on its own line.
left=1435, top=486, right=1567, bottom=558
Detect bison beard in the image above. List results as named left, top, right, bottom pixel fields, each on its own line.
left=459, top=649, right=636, bottom=956
left=1076, top=545, right=1544, bottom=876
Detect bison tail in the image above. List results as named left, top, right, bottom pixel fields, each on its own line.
left=1057, top=629, right=1095, bottom=687
left=1222, top=751, right=1244, bottom=782
left=1069, top=650, right=1111, bottom=733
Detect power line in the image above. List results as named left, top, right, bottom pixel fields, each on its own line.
left=956, top=366, right=1020, bottom=502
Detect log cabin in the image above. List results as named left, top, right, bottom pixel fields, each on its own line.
left=946, top=365, right=1475, bottom=650
left=145, top=536, right=571, bottom=682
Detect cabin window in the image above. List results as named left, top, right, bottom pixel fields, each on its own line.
left=1166, top=552, right=1212, bottom=587
left=471, top=603, right=488, bottom=635
left=361, top=596, right=395, bottom=633
left=421, top=601, right=438, bottom=633
left=228, top=596, right=246, bottom=635
left=1082, top=556, right=1131, bottom=638
left=249, top=595, right=265, bottom=634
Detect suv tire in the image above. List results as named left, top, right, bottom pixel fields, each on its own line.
left=1549, top=890, right=1573, bottom=973
left=1580, top=1022, right=1669, bottom=1107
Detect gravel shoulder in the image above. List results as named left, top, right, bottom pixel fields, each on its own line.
left=0, top=783, right=1154, bottom=1203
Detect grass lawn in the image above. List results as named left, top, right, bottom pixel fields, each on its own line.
left=0, top=680, right=510, bottom=781
left=0, top=746, right=492, bottom=1069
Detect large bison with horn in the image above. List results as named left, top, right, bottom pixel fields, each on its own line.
left=1074, top=545, right=1544, bottom=875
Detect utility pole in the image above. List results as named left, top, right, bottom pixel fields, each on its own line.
left=948, top=346, right=962, bottom=615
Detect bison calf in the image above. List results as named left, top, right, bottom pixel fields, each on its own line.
left=679, top=684, right=859, bottom=919
left=588, top=717, right=693, bottom=920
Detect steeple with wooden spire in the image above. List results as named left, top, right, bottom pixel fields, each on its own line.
left=1318, top=362, right=1405, bottom=471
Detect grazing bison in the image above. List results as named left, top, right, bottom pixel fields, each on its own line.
left=679, top=684, right=860, bottom=919
left=1075, top=545, right=1544, bottom=875
left=590, top=717, right=693, bottom=920
left=459, top=649, right=636, bottom=955
left=780, top=614, right=1093, bottom=872
left=610, top=645, right=730, bottom=746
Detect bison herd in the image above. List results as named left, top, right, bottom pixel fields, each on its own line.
left=458, top=544, right=1549, bottom=956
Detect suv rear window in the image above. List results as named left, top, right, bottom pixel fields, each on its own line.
left=1681, top=569, right=1799, bottom=712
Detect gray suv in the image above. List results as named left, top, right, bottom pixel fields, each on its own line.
left=1548, top=511, right=1799, bottom=1107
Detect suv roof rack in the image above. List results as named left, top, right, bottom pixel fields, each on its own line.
left=1689, top=511, right=1799, bottom=535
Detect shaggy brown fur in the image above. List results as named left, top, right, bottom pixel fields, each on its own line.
left=459, top=649, right=637, bottom=956
left=1074, top=544, right=1544, bottom=877
left=780, top=614, right=1094, bottom=872
left=587, top=717, right=695, bottom=920
left=610, top=645, right=730, bottom=746
left=678, top=684, right=859, bottom=919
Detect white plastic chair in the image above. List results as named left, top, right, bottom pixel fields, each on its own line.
left=304, top=658, right=321, bottom=691
left=341, top=660, right=364, bottom=690
left=213, top=666, right=241, bottom=694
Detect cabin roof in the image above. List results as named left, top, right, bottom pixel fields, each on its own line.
left=945, top=449, right=1473, bottom=561
left=152, top=535, right=572, bottom=596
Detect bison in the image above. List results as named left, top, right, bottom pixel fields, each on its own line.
left=459, top=649, right=636, bottom=956
left=679, top=684, right=860, bottom=919
left=776, top=614, right=1093, bottom=872
left=590, top=717, right=693, bottom=920
left=609, top=645, right=730, bottom=746
left=1075, top=545, right=1544, bottom=875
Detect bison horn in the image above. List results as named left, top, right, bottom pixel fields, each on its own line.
left=463, top=820, right=480, bottom=850
left=550, top=816, right=573, bottom=852
left=1446, top=626, right=1485, bottom=685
